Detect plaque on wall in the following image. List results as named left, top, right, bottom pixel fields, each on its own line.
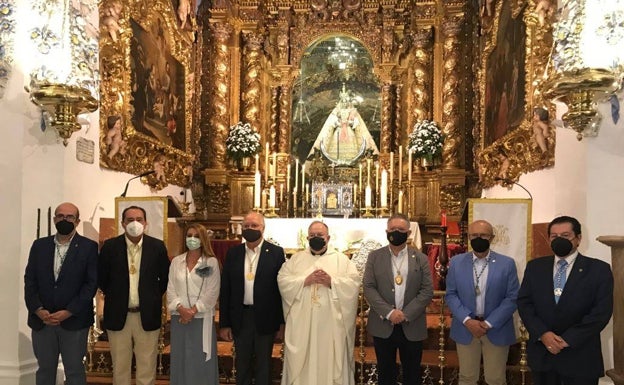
left=310, top=182, right=354, bottom=216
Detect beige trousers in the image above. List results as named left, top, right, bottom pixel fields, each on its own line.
left=107, top=312, right=160, bottom=385
left=456, top=335, right=509, bottom=385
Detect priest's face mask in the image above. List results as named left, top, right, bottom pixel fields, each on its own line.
left=307, top=222, right=330, bottom=253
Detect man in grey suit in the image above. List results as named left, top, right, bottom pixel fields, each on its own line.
left=363, top=213, right=434, bottom=385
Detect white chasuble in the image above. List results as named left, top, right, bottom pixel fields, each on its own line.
left=278, top=248, right=360, bottom=385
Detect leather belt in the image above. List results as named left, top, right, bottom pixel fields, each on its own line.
left=128, top=307, right=140, bottom=313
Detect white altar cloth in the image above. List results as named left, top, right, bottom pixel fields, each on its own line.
left=263, top=218, right=421, bottom=252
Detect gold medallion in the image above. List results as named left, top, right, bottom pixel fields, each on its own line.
left=475, top=286, right=481, bottom=296
left=129, top=264, right=137, bottom=275
left=394, top=274, right=403, bottom=285
left=246, top=272, right=255, bottom=280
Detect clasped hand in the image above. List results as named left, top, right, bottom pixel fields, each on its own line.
left=541, top=331, right=569, bottom=355
left=177, top=306, right=197, bottom=324
left=36, top=309, right=71, bottom=325
left=304, top=269, right=331, bottom=287
left=465, top=319, right=490, bottom=338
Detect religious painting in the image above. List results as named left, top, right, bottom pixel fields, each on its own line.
left=483, top=0, right=526, bottom=146
left=477, top=0, right=555, bottom=187
left=99, top=0, right=195, bottom=189
left=292, top=35, right=381, bottom=169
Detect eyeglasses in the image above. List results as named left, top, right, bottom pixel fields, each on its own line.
left=54, top=214, right=77, bottom=222
left=468, top=233, right=493, bottom=240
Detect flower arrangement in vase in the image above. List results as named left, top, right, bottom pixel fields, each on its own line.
left=408, top=119, right=444, bottom=167
left=225, top=122, right=261, bottom=170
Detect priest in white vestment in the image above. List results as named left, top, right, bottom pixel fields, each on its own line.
left=278, top=221, right=360, bottom=385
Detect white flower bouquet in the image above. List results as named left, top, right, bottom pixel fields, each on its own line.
left=408, top=120, right=444, bottom=160
left=225, top=122, right=261, bottom=160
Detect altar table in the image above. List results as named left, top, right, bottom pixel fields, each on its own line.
left=263, top=218, right=421, bottom=252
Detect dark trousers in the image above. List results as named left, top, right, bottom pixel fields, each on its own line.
left=233, top=307, right=275, bottom=385
left=532, top=371, right=599, bottom=385
left=31, top=325, right=89, bottom=385
left=373, top=325, right=423, bottom=385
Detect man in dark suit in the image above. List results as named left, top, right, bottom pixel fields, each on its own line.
left=24, top=202, right=98, bottom=385
left=98, top=205, right=170, bottom=385
left=445, top=219, right=519, bottom=385
left=518, top=216, right=613, bottom=385
left=219, top=212, right=285, bottom=385
left=363, top=213, right=434, bottom=385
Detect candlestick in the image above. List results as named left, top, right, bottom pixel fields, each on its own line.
left=441, top=209, right=447, bottom=227
left=398, top=145, right=403, bottom=184
left=389, top=152, right=394, bottom=183
left=353, top=183, right=358, bottom=206
left=408, top=149, right=412, bottom=181
left=367, top=159, right=371, bottom=186
left=301, top=165, right=306, bottom=195
left=255, top=154, right=259, bottom=173
left=293, top=188, right=298, bottom=212
left=254, top=171, right=261, bottom=208
left=398, top=190, right=403, bottom=214
left=264, top=143, right=269, bottom=184
left=381, top=169, right=388, bottom=208
left=280, top=183, right=284, bottom=203
left=375, top=163, right=379, bottom=198
left=269, top=185, right=276, bottom=208
left=365, top=185, right=372, bottom=207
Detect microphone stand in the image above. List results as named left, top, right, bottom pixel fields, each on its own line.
left=494, top=177, right=533, bottom=200
left=120, top=171, right=156, bottom=197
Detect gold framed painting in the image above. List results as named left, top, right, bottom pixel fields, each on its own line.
left=477, top=0, right=555, bottom=188
left=99, top=0, right=195, bottom=190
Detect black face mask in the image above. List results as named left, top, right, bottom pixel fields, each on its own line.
left=470, top=237, right=490, bottom=253
left=55, top=220, right=75, bottom=236
left=309, top=237, right=326, bottom=252
left=387, top=230, right=408, bottom=246
left=242, top=229, right=262, bottom=243
left=551, top=237, right=574, bottom=257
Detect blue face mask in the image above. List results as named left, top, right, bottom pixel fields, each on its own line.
left=186, top=237, right=201, bottom=250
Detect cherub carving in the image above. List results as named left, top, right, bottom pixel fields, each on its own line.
left=532, top=107, right=551, bottom=153
left=177, top=0, right=191, bottom=29
left=101, top=1, right=122, bottom=42
left=535, top=0, right=555, bottom=27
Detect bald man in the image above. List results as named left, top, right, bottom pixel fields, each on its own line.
left=24, top=202, right=98, bottom=385
left=219, top=212, right=286, bottom=385
left=445, top=219, right=519, bottom=385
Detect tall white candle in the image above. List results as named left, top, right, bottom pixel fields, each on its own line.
left=255, top=154, right=259, bottom=173
left=254, top=171, right=261, bottom=208
left=269, top=185, right=276, bottom=208
left=286, top=164, right=291, bottom=192
left=353, top=183, right=358, bottom=205
left=381, top=169, right=388, bottom=208
left=365, top=185, right=372, bottom=207
left=367, top=159, right=371, bottom=186
left=272, top=152, right=277, bottom=179
left=399, top=145, right=403, bottom=184
left=375, top=163, right=379, bottom=197
left=398, top=190, right=403, bottom=213
left=408, top=149, right=412, bottom=181
left=295, top=158, right=299, bottom=192
left=359, top=164, right=363, bottom=188
left=264, top=143, right=269, bottom=184
left=389, top=152, right=394, bottom=183
left=301, top=165, right=306, bottom=194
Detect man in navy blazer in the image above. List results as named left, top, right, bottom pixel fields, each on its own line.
left=98, top=205, right=170, bottom=385
left=24, top=202, right=98, bottom=385
left=518, top=216, right=613, bottom=385
left=445, top=219, right=519, bottom=385
left=219, top=212, right=285, bottom=385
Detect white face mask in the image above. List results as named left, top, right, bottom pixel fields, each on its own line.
left=125, top=221, right=144, bottom=238
left=186, top=237, right=201, bottom=250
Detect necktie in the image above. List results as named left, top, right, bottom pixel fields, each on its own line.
left=554, top=259, right=568, bottom=303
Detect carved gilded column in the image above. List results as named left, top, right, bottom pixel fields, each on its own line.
left=395, top=83, right=403, bottom=149
left=242, top=32, right=263, bottom=134
left=207, top=22, right=233, bottom=169
left=278, top=84, right=291, bottom=153
left=380, top=82, right=393, bottom=152
left=441, top=17, right=464, bottom=169
left=269, top=85, right=280, bottom=151
left=410, top=27, right=433, bottom=125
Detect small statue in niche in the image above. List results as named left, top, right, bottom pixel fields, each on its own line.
left=101, top=0, right=122, bottom=42
left=535, top=0, right=555, bottom=27
left=277, top=32, right=289, bottom=63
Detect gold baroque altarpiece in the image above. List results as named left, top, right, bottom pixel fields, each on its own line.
left=98, top=0, right=554, bottom=224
